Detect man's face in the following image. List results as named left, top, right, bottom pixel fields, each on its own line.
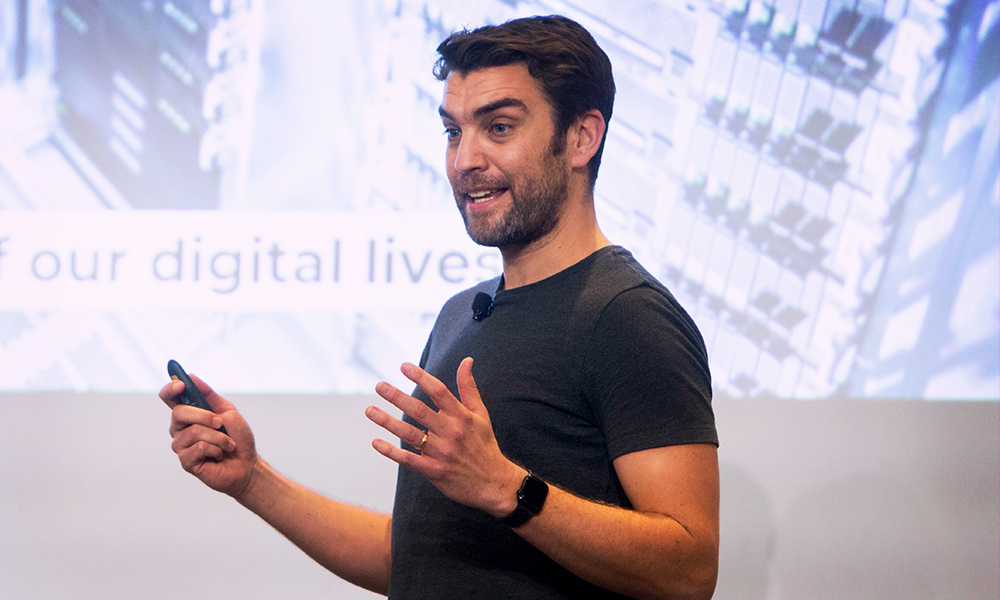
left=439, top=64, right=571, bottom=249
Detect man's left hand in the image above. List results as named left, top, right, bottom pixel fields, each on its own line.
left=365, top=357, right=525, bottom=517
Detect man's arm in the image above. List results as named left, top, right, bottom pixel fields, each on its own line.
left=366, top=358, right=719, bottom=600
left=161, top=376, right=393, bottom=595
left=511, top=444, right=719, bottom=600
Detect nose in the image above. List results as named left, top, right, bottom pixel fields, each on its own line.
left=452, top=132, right=487, bottom=173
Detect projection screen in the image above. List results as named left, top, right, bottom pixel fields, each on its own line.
left=1, top=0, right=997, bottom=598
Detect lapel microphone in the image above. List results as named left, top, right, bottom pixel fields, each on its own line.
left=471, top=292, right=494, bottom=321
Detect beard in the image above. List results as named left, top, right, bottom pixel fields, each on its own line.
left=453, top=149, right=570, bottom=249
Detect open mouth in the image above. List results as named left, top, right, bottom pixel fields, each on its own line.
left=466, top=188, right=507, bottom=204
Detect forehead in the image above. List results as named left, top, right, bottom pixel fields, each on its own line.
left=440, top=63, right=549, bottom=119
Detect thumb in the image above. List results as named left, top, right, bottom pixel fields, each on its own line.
left=189, top=373, right=236, bottom=414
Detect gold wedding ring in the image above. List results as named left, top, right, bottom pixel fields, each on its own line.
left=418, top=432, right=428, bottom=452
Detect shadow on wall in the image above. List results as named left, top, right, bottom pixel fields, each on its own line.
left=771, top=473, right=970, bottom=600
left=716, top=464, right=995, bottom=599
left=717, top=462, right=775, bottom=600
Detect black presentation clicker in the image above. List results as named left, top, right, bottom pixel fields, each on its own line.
left=167, top=360, right=228, bottom=435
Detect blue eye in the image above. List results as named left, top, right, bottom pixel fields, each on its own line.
left=492, top=123, right=509, bottom=134
left=444, top=127, right=460, bottom=139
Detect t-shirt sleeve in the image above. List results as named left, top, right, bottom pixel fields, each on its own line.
left=581, top=285, right=718, bottom=460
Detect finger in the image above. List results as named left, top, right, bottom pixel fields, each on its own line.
left=170, top=404, right=226, bottom=437
left=163, top=373, right=236, bottom=437
left=371, top=437, right=426, bottom=471
left=170, top=426, right=235, bottom=473
left=365, top=405, right=427, bottom=449
left=454, top=357, right=488, bottom=417
left=176, top=438, right=227, bottom=470
left=171, top=422, right=235, bottom=453
left=374, top=381, right=441, bottom=429
left=159, top=379, right=185, bottom=408
left=399, top=362, right=463, bottom=413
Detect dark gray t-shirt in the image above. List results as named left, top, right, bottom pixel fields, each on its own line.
left=388, top=246, right=717, bottom=599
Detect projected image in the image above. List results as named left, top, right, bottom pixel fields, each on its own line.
left=0, top=0, right=997, bottom=399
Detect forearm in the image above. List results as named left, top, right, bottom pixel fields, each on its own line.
left=236, top=458, right=393, bottom=595
left=510, top=485, right=718, bottom=600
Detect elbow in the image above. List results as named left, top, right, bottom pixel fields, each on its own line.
left=647, top=567, right=717, bottom=600
left=677, top=561, right=718, bottom=600
left=642, top=547, right=718, bottom=600
left=677, top=543, right=719, bottom=600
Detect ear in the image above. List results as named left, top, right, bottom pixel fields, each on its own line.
left=568, top=109, right=606, bottom=170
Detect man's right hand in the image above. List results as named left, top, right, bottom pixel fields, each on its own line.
left=159, top=373, right=393, bottom=594
left=159, top=374, right=257, bottom=499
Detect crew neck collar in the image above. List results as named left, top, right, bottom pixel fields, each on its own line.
left=494, top=245, right=624, bottom=297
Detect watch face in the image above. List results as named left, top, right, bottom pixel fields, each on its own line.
left=518, top=473, right=549, bottom=514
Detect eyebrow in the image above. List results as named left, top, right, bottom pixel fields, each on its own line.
left=438, top=97, right=529, bottom=122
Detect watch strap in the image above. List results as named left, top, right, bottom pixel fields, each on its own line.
left=501, top=472, right=548, bottom=528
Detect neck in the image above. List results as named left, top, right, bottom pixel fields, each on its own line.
left=498, top=191, right=611, bottom=289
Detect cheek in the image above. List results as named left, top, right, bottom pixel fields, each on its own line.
left=444, top=150, right=460, bottom=180
left=490, top=148, right=529, bottom=178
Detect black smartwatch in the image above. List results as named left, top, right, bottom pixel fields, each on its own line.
left=501, top=472, right=549, bottom=528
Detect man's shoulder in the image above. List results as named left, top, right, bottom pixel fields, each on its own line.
left=588, top=248, right=706, bottom=354
left=580, top=246, right=675, bottom=306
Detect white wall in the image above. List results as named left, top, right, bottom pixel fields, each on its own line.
left=1, top=392, right=996, bottom=599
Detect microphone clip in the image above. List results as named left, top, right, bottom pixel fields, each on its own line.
left=472, top=292, right=494, bottom=321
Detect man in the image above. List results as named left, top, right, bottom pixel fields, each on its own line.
left=162, top=15, right=719, bottom=600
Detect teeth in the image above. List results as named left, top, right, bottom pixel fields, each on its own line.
left=468, top=189, right=500, bottom=202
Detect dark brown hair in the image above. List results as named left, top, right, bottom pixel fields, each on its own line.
left=434, top=15, right=615, bottom=186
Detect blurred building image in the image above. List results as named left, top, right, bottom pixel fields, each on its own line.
left=50, top=0, right=262, bottom=208
left=0, top=0, right=996, bottom=398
